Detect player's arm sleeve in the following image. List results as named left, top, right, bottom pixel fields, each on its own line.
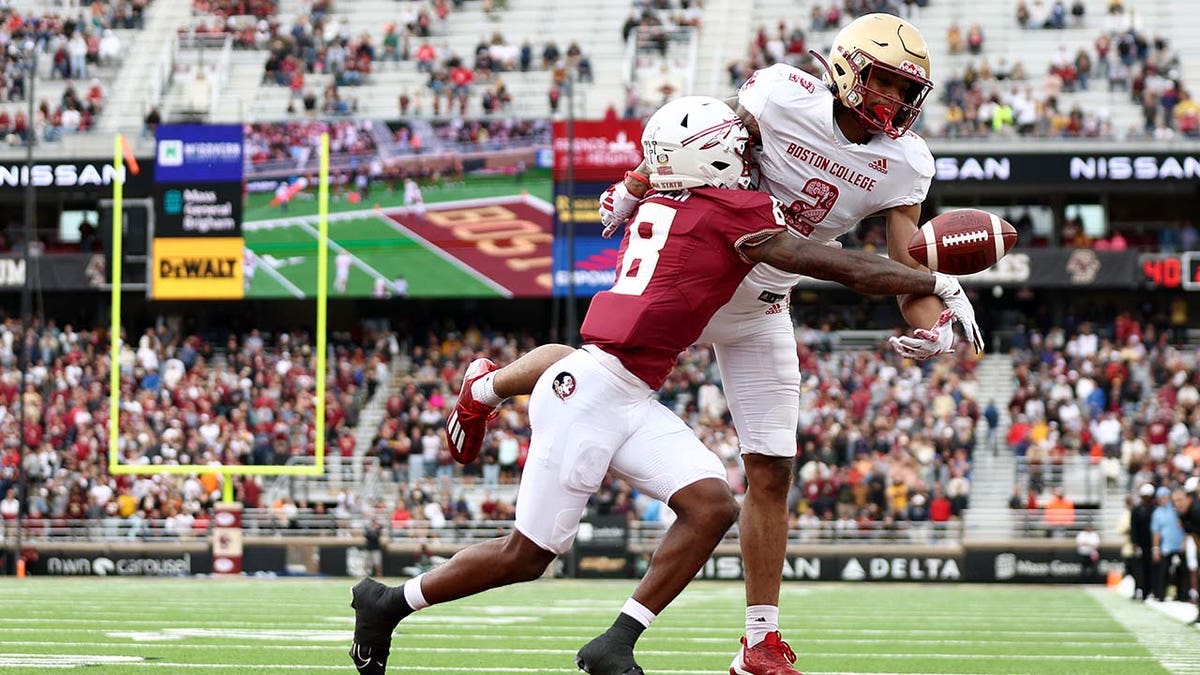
left=729, top=196, right=787, bottom=264
left=738, top=198, right=938, bottom=297
left=885, top=203, right=924, bottom=270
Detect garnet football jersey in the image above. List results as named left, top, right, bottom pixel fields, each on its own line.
left=580, top=188, right=786, bottom=389
left=730, top=63, right=936, bottom=301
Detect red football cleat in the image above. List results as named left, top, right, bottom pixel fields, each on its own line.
left=445, top=358, right=499, bottom=464
left=729, top=632, right=801, bottom=675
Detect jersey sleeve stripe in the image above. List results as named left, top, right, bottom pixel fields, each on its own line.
left=734, top=228, right=786, bottom=264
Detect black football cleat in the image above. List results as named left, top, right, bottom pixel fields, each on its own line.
left=575, top=634, right=645, bottom=675
left=349, top=578, right=410, bottom=674
left=350, top=642, right=389, bottom=675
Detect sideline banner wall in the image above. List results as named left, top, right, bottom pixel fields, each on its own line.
left=27, top=550, right=212, bottom=576
left=792, top=249, right=1144, bottom=290
left=571, top=514, right=631, bottom=579
left=693, top=552, right=965, bottom=582
left=962, top=546, right=1124, bottom=584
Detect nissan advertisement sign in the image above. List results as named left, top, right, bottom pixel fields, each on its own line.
left=932, top=152, right=1200, bottom=185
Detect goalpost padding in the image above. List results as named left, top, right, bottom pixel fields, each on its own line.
left=106, top=132, right=332, bottom=479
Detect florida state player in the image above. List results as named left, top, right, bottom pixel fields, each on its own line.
left=353, top=96, right=975, bottom=675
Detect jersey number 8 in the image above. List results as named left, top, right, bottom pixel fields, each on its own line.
left=611, top=202, right=676, bottom=296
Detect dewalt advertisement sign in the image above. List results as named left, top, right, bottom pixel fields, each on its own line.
left=152, top=237, right=244, bottom=299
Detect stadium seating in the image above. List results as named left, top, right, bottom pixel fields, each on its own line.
left=5, top=0, right=1200, bottom=158
left=0, top=1, right=150, bottom=144
left=358, top=325, right=977, bottom=545
left=714, top=0, right=1200, bottom=140
left=0, top=320, right=395, bottom=537
left=174, top=0, right=634, bottom=122
left=9, top=309, right=1198, bottom=549
left=962, top=315, right=1200, bottom=540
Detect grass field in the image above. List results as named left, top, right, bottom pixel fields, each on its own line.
left=241, top=169, right=554, bottom=299
left=2, top=578, right=1198, bottom=674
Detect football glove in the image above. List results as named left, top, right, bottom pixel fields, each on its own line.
left=932, top=272, right=985, bottom=354
left=890, top=309, right=958, bottom=360
left=599, top=181, right=638, bottom=239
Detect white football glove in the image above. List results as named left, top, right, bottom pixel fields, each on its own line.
left=890, top=309, right=957, bottom=360
left=599, top=181, right=639, bottom=239
left=889, top=274, right=985, bottom=360
left=932, top=272, right=985, bottom=354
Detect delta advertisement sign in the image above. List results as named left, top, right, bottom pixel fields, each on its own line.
left=693, top=554, right=963, bottom=582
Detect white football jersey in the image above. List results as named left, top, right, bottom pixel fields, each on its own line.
left=725, top=63, right=935, bottom=310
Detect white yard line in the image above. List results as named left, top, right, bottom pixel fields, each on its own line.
left=0, top=625, right=1137, bottom=640
left=0, top=658, right=1104, bottom=675
left=245, top=248, right=305, bottom=298
left=1090, top=587, right=1200, bottom=674
left=288, top=219, right=391, bottom=286
left=0, top=636, right=1141, bottom=650
left=0, top=641, right=1154, bottom=661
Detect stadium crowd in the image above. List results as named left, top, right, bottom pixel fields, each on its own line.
left=938, top=3, right=1193, bottom=139
left=0, top=317, right=395, bottom=539
left=0, top=2, right=129, bottom=143
left=370, top=323, right=979, bottom=540
left=243, top=119, right=377, bottom=165
left=999, top=312, right=1199, bottom=568
left=3, top=306, right=1197, bottom=552
left=1005, top=317, right=1199, bottom=498
left=425, top=117, right=548, bottom=149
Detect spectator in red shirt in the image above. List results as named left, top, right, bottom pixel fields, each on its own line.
left=415, top=43, right=436, bottom=73
left=930, top=488, right=953, bottom=522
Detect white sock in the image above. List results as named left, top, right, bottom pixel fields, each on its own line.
left=403, top=574, right=430, bottom=611
left=471, top=372, right=502, bottom=407
left=621, top=598, right=657, bottom=628
left=745, top=605, right=779, bottom=648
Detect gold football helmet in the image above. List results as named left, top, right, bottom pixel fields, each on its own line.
left=818, top=13, right=933, bottom=138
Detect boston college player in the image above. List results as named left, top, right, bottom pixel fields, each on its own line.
left=354, top=96, right=979, bottom=675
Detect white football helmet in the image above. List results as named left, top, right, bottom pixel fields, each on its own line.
left=641, top=96, right=751, bottom=191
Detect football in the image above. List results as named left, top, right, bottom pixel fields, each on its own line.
left=907, top=209, right=1017, bottom=275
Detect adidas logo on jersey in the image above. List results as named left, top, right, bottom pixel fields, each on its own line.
left=868, top=158, right=889, bottom=174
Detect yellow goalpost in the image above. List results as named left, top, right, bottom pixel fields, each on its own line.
left=106, top=132, right=333, bottom=498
